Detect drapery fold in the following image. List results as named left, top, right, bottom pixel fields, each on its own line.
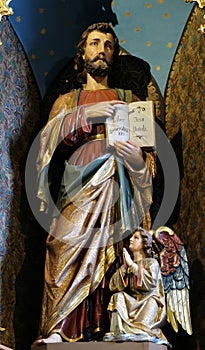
left=36, top=89, right=153, bottom=338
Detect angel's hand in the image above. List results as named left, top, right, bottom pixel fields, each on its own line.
left=85, top=100, right=125, bottom=120
left=123, top=247, right=133, bottom=267
left=114, top=140, right=145, bottom=170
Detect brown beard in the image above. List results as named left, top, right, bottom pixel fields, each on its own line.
left=84, top=56, right=111, bottom=77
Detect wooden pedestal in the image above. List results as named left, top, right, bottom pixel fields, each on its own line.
left=31, top=342, right=167, bottom=350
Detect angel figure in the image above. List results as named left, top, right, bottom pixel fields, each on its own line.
left=152, top=226, right=192, bottom=336
left=103, top=226, right=192, bottom=347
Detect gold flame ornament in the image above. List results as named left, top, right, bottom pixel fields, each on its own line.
left=185, top=0, right=205, bottom=7
left=0, top=0, right=13, bottom=21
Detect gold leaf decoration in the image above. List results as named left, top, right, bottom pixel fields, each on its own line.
left=184, top=0, right=205, bottom=34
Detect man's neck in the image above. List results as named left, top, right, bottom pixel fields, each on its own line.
left=83, top=74, right=109, bottom=91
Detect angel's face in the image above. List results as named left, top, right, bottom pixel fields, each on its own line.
left=129, top=230, right=143, bottom=253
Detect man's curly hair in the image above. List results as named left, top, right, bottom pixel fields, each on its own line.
left=75, top=22, right=120, bottom=84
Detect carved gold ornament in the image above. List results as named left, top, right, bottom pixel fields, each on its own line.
left=185, top=0, right=205, bottom=7
left=185, top=0, right=205, bottom=34
left=0, top=0, right=13, bottom=21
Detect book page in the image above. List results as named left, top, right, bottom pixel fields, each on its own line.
left=128, top=101, right=156, bottom=148
left=105, top=103, right=129, bottom=146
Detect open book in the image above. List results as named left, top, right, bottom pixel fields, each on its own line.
left=105, top=100, right=156, bottom=149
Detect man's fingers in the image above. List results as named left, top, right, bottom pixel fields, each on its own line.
left=109, top=100, right=126, bottom=105
left=115, top=141, right=140, bottom=150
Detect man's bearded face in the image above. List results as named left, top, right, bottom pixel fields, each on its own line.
left=83, top=54, right=111, bottom=77
left=82, top=31, right=115, bottom=78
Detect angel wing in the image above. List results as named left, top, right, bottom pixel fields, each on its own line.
left=152, top=226, right=192, bottom=335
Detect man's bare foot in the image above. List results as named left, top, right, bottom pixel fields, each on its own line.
left=34, top=333, right=63, bottom=344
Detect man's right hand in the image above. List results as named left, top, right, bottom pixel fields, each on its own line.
left=85, top=100, right=125, bottom=120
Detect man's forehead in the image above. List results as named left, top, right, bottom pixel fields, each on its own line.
left=86, top=30, right=114, bottom=43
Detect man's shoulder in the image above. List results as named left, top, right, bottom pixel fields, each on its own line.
left=56, top=89, right=78, bottom=102
left=48, top=89, right=79, bottom=120
left=115, top=88, right=133, bottom=103
left=53, top=89, right=79, bottom=109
